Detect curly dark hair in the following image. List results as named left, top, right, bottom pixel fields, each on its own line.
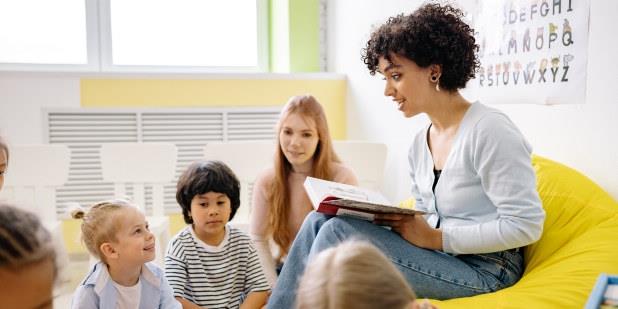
left=176, top=160, right=241, bottom=224
left=361, top=3, right=479, bottom=91
left=0, top=203, right=55, bottom=270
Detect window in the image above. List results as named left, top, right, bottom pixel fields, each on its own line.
left=0, top=0, right=97, bottom=71
left=0, top=0, right=268, bottom=72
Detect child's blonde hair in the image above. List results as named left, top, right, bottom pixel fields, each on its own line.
left=296, top=241, right=416, bottom=309
left=71, top=199, right=134, bottom=262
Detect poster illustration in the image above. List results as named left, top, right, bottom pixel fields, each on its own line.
left=469, top=0, right=590, bottom=104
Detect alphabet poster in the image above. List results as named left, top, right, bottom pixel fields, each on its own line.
left=469, top=0, right=590, bottom=104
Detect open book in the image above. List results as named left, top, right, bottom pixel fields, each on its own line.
left=303, top=176, right=425, bottom=221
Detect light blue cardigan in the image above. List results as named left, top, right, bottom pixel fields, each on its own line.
left=71, top=262, right=180, bottom=309
left=409, top=102, right=545, bottom=254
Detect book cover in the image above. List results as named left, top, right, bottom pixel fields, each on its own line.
left=303, top=176, right=424, bottom=221
left=585, top=273, right=618, bottom=309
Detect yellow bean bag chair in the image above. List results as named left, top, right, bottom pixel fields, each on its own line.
left=427, top=155, right=618, bottom=308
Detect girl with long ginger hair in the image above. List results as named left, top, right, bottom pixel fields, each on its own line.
left=250, top=95, right=358, bottom=286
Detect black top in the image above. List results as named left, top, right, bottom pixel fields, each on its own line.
left=432, top=169, right=442, bottom=192
left=433, top=168, right=442, bottom=228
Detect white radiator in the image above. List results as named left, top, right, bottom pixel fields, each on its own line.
left=44, top=107, right=280, bottom=216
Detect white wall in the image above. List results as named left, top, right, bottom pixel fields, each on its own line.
left=328, top=0, right=618, bottom=201
left=0, top=74, right=80, bottom=145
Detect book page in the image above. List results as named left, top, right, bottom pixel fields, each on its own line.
left=304, top=176, right=391, bottom=207
left=605, top=284, right=618, bottom=305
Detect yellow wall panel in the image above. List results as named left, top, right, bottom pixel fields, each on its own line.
left=81, top=78, right=347, bottom=139
left=62, top=219, right=87, bottom=255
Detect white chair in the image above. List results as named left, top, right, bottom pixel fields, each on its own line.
left=202, top=140, right=389, bottom=225
left=0, top=144, right=72, bottom=291
left=1, top=144, right=70, bottom=221
left=333, top=140, right=388, bottom=191
left=99, top=142, right=177, bottom=267
left=203, top=141, right=276, bottom=230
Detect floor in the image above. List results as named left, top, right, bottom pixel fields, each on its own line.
left=53, top=255, right=90, bottom=308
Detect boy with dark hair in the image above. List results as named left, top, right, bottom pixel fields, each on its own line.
left=166, top=160, right=269, bottom=309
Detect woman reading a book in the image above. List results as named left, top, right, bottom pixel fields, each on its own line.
left=267, top=3, right=545, bottom=308
left=250, top=94, right=358, bottom=286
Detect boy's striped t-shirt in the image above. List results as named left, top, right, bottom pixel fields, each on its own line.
left=165, top=225, right=270, bottom=308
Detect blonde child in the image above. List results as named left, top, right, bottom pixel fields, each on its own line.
left=71, top=199, right=180, bottom=309
left=0, top=135, right=8, bottom=190
left=0, top=203, right=57, bottom=309
left=250, top=95, right=358, bottom=285
left=296, top=241, right=436, bottom=309
left=166, top=160, right=269, bottom=309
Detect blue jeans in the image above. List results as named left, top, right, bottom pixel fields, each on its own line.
left=267, top=212, right=524, bottom=309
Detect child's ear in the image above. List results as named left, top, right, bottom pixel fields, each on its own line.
left=100, top=242, right=118, bottom=260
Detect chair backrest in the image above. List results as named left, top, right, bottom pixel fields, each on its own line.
left=99, top=142, right=177, bottom=216
left=203, top=140, right=389, bottom=224
left=333, top=141, right=387, bottom=191
left=203, top=141, right=276, bottom=225
left=0, top=144, right=70, bottom=221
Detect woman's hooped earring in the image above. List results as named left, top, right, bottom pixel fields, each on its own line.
left=431, top=75, right=440, bottom=91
